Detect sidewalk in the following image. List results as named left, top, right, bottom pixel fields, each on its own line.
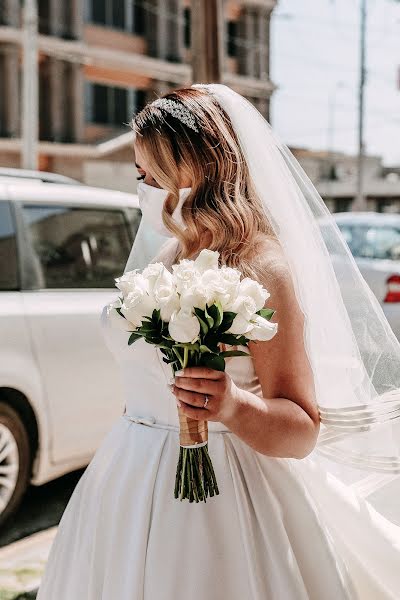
left=0, top=527, right=56, bottom=599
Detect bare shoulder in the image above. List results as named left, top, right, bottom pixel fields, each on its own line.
left=251, top=236, right=294, bottom=294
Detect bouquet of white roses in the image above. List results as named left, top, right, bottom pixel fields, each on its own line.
left=108, top=249, right=278, bottom=503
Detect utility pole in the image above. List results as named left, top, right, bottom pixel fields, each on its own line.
left=191, top=0, right=223, bottom=83
left=22, top=0, right=39, bottom=170
left=353, top=0, right=367, bottom=211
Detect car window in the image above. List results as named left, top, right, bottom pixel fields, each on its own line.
left=22, top=204, right=134, bottom=288
left=337, top=224, right=400, bottom=260
left=0, top=200, right=19, bottom=290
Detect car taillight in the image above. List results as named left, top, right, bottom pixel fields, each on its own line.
left=384, top=274, right=400, bottom=303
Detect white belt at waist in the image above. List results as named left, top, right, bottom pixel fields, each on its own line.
left=123, top=413, right=232, bottom=434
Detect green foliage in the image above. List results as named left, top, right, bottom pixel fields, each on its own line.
left=114, top=300, right=273, bottom=372
left=257, top=307, right=275, bottom=320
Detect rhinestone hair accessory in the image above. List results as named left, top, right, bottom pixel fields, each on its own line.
left=151, top=98, right=200, bottom=133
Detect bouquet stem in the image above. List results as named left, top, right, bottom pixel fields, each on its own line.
left=174, top=407, right=220, bottom=503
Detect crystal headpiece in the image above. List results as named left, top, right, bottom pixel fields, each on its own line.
left=151, top=98, right=199, bottom=133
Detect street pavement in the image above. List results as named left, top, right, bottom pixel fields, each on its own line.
left=0, top=468, right=85, bottom=599
left=0, top=527, right=56, bottom=599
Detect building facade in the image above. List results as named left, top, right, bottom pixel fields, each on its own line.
left=293, top=148, right=400, bottom=214
left=0, top=0, right=277, bottom=189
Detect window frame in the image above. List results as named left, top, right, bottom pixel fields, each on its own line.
left=0, top=199, right=20, bottom=291
left=89, top=0, right=128, bottom=31
left=85, top=82, right=140, bottom=127
left=14, top=200, right=138, bottom=291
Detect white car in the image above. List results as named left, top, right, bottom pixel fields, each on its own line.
left=0, top=171, right=146, bottom=525
left=327, top=212, right=400, bottom=340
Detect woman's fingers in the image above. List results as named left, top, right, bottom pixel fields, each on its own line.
left=173, top=376, right=219, bottom=395
left=175, top=367, right=224, bottom=380
left=172, top=385, right=209, bottom=408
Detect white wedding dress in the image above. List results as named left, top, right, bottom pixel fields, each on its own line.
left=35, top=281, right=400, bottom=599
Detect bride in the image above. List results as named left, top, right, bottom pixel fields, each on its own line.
left=36, top=84, right=400, bottom=599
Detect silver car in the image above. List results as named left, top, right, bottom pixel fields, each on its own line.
left=329, top=212, right=400, bottom=340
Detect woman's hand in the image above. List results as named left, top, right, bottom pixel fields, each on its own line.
left=171, top=367, right=241, bottom=424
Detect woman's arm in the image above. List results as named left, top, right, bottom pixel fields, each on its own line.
left=172, top=249, right=320, bottom=460
left=224, top=255, right=320, bottom=459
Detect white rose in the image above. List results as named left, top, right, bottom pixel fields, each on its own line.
left=237, top=278, right=270, bottom=312
left=168, top=308, right=201, bottom=343
left=152, top=267, right=180, bottom=321
left=220, top=265, right=242, bottom=310
left=172, top=260, right=200, bottom=294
left=247, top=315, right=278, bottom=341
left=193, top=249, right=219, bottom=273
left=180, top=285, right=208, bottom=311
left=142, top=262, right=165, bottom=287
left=108, top=298, right=137, bottom=332
left=227, top=313, right=254, bottom=336
left=229, top=295, right=257, bottom=320
left=120, top=284, right=156, bottom=328
left=114, top=269, right=140, bottom=296
left=200, top=267, right=240, bottom=309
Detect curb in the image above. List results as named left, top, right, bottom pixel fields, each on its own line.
left=0, top=528, right=57, bottom=598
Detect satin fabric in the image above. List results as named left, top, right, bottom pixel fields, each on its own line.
left=35, top=303, right=400, bottom=599
left=35, top=297, right=400, bottom=599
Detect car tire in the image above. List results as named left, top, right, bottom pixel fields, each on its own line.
left=0, top=402, right=31, bottom=528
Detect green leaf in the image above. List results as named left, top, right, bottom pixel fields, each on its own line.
left=128, top=332, right=141, bottom=345
left=219, top=333, right=241, bottom=346
left=204, top=306, right=214, bottom=329
left=142, top=315, right=153, bottom=322
left=199, top=344, right=212, bottom=353
left=200, top=352, right=226, bottom=371
left=214, top=300, right=223, bottom=328
left=219, top=311, right=237, bottom=333
left=194, top=308, right=209, bottom=335
left=115, top=307, right=126, bottom=319
left=207, top=304, right=219, bottom=326
left=202, top=334, right=220, bottom=353
left=219, top=350, right=250, bottom=358
left=197, top=315, right=209, bottom=336
left=174, top=343, right=200, bottom=352
left=152, top=308, right=161, bottom=323
left=139, top=322, right=157, bottom=333
left=257, top=308, right=275, bottom=320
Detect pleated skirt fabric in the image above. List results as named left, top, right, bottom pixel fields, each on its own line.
left=35, top=414, right=371, bottom=600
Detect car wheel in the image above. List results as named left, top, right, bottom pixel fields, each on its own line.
left=0, top=402, right=31, bottom=527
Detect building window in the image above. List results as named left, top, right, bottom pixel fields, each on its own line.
left=135, top=90, right=147, bottom=114
left=133, top=0, right=146, bottom=35
left=0, top=53, right=5, bottom=136
left=227, top=21, right=238, bottom=58
left=86, top=83, right=145, bottom=127
left=94, top=84, right=127, bottom=125
left=22, top=205, right=134, bottom=289
left=183, top=7, right=191, bottom=48
left=90, top=0, right=126, bottom=30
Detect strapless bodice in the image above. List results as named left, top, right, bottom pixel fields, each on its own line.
left=100, top=301, right=262, bottom=432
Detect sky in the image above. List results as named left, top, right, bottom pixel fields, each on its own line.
left=270, top=0, right=400, bottom=166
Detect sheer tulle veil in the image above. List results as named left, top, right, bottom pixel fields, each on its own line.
left=125, top=83, right=400, bottom=529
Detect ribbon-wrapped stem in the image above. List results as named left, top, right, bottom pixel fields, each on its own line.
left=172, top=352, right=220, bottom=502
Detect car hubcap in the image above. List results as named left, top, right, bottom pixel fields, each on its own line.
left=0, top=424, right=19, bottom=513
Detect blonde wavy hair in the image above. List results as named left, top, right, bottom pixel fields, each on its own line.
left=131, top=87, right=278, bottom=279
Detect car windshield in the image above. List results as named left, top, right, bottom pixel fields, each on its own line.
left=337, top=224, right=400, bottom=260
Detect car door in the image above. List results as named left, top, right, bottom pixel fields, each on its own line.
left=340, top=224, right=400, bottom=301
left=16, top=197, right=140, bottom=463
